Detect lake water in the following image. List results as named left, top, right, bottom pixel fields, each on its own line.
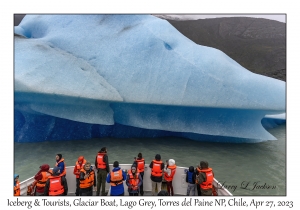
left=14, top=124, right=286, bottom=196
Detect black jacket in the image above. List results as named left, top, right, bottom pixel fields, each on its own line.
left=44, top=175, right=68, bottom=196
left=95, top=152, right=110, bottom=173
left=149, top=160, right=164, bottom=182
left=79, top=168, right=97, bottom=187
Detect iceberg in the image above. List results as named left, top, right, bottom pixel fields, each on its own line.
left=14, top=15, right=286, bottom=143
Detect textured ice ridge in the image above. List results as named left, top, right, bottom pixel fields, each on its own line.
left=14, top=15, right=286, bottom=143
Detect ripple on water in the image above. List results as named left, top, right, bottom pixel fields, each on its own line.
left=14, top=125, right=286, bottom=195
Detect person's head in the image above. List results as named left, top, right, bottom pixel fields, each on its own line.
left=155, top=154, right=161, bottom=161
left=100, top=147, right=107, bottom=153
left=200, top=161, right=208, bottom=169
left=78, top=156, right=84, bottom=164
left=113, top=161, right=119, bottom=168
left=131, top=164, right=137, bottom=174
left=138, top=153, right=142, bottom=159
left=14, top=174, right=19, bottom=181
left=52, top=167, right=60, bottom=175
left=39, top=164, right=50, bottom=172
left=157, top=190, right=169, bottom=196
left=56, top=154, right=62, bottom=161
left=189, top=166, right=194, bottom=172
left=84, top=162, right=91, bottom=171
left=168, top=159, right=175, bottom=166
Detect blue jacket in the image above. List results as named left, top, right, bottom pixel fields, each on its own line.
left=106, top=167, right=126, bottom=195
left=126, top=172, right=142, bottom=194
left=56, top=160, right=65, bottom=174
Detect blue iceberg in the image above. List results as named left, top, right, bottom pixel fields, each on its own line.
left=14, top=15, right=286, bottom=143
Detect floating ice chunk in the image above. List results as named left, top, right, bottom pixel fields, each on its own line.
left=14, top=15, right=286, bottom=143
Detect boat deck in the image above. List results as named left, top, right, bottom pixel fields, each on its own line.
left=67, top=191, right=181, bottom=196
left=20, top=165, right=232, bottom=196
left=67, top=185, right=180, bottom=196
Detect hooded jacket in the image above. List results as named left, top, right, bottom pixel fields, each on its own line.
left=126, top=165, right=142, bottom=194
left=34, top=164, right=52, bottom=193
left=106, top=167, right=126, bottom=195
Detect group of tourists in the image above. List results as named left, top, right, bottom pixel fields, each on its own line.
left=14, top=147, right=215, bottom=196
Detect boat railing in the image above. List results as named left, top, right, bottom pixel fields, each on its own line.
left=19, top=164, right=232, bottom=196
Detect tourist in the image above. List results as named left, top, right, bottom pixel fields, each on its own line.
left=106, top=161, right=126, bottom=196
left=95, top=147, right=109, bottom=196
left=149, top=154, right=164, bottom=195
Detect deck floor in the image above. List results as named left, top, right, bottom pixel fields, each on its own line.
left=67, top=190, right=182, bottom=196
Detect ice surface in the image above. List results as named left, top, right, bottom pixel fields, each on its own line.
left=14, top=15, right=286, bottom=143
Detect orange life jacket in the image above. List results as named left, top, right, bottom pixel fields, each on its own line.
left=48, top=175, right=64, bottom=196
left=79, top=169, right=95, bottom=188
left=110, top=169, right=123, bottom=186
left=14, top=181, right=20, bottom=196
left=199, top=168, right=214, bottom=190
left=96, top=153, right=106, bottom=169
left=127, top=170, right=140, bottom=190
left=164, top=165, right=177, bottom=181
left=55, top=158, right=66, bottom=176
left=151, top=160, right=163, bottom=177
left=36, top=171, right=52, bottom=188
left=136, top=158, right=145, bottom=172
left=74, top=159, right=86, bottom=178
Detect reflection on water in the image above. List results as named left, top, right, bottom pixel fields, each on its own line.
left=14, top=124, right=285, bottom=195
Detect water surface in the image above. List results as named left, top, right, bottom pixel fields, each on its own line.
left=14, top=124, right=286, bottom=196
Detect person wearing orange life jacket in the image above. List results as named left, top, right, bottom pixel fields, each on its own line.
left=79, top=162, right=96, bottom=196
left=55, top=154, right=66, bottom=177
left=95, top=147, right=110, bottom=196
left=164, top=159, right=176, bottom=196
left=33, top=164, right=52, bottom=196
left=73, top=156, right=86, bottom=196
left=14, top=174, right=20, bottom=196
left=149, top=154, right=165, bottom=196
left=106, top=161, right=126, bottom=196
left=133, top=152, right=145, bottom=195
left=44, top=167, right=68, bottom=196
left=126, top=164, right=142, bottom=196
left=196, top=161, right=214, bottom=196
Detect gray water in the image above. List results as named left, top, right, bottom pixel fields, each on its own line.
left=14, top=124, right=286, bottom=196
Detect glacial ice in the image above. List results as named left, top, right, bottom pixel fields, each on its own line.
left=14, top=15, right=286, bottom=143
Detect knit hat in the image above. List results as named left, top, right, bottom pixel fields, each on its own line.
left=155, top=154, right=161, bottom=161
left=78, top=156, right=84, bottom=162
left=40, top=164, right=50, bottom=171
left=131, top=165, right=137, bottom=170
left=113, top=161, right=119, bottom=167
left=52, top=167, right=60, bottom=175
left=168, top=159, right=175, bottom=166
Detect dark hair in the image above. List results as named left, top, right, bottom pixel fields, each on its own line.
left=155, top=154, right=161, bottom=161
left=113, top=161, right=119, bottom=167
left=157, top=190, right=169, bottom=196
left=56, top=154, right=62, bottom=159
left=200, top=161, right=208, bottom=169
left=100, top=147, right=106, bottom=152
left=138, top=153, right=142, bottom=158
